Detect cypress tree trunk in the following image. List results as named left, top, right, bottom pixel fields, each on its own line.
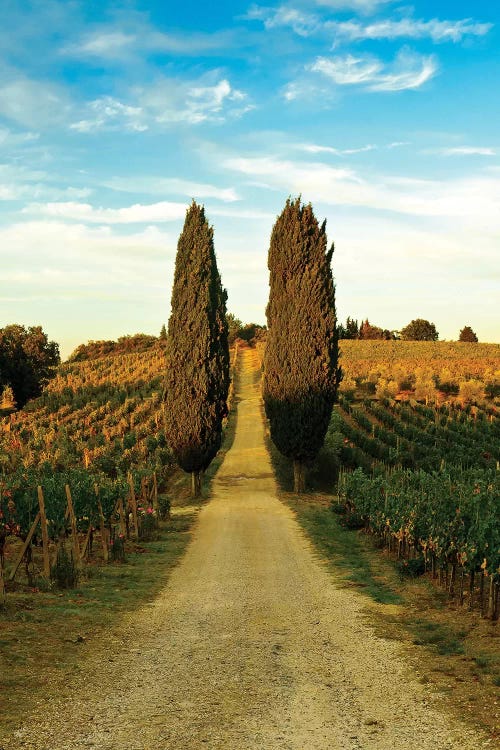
left=191, top=471, right=201, bottom=498
left=293, top=461, right=306, bottom=494
left=263, top=197, right=342, bottom=494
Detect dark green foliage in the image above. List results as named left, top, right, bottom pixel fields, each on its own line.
left=400, top=319, right=438, bottom=341
left=0, top=324, right=60, bottom=408
left=226, top=313, right=243, bottom=344
left=263, top=197, right=341, bottom=490
left=164, top=202, right=230, bottom=480
left=338, top=316, right=359, bottom=339
left=459, top=326, right=478, bottom=343
left=51, top=543, right=79, bottom=589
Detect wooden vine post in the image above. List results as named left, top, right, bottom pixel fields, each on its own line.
left=152, top=472, right=159, bottom=514
left=94, top=484, right=109, bottom=563
left=0, top=550, right=5, bottom=606
left=8, top=512, right=41, bottom=581
left=37, top=486, right=51, bottom=579
left=118, top=498, right=127, bottom=537
left=127, top=473, right=139, bottom=540
left=65, top=484, right=82, bottom=569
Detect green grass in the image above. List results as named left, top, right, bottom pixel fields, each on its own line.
left=409, top=618, right=466, bottom=656
left=288, top=498, right=402, bottom=605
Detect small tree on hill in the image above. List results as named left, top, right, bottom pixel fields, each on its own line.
left=459, top=326, right=478, bottom=343
left=263, top=197, right=341, bottom=493
left=401, top=319, right=438, bottom=341
left=164, top=202, right=230, bottom=497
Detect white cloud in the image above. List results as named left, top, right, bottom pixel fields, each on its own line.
left=70, top=75, right=252, bottom=133
left=298, top=143, right=377, bottom=155
left=105, top=176, right=240, bottom=203
left=310, top=50, right=437, bottom=91
left=429, top=146, right=497, bottom=157
left=247, top=6, right=491, bottom=44
left=63, top=25, right=237, bottom=59
left=23, top=201, right=187, bottom=224
left=70, top=96, right=148, bottom=133
left=151, top=77, right=252, bottom=125
left=315, top=0, right=394, bottom=12
left=222, top=154, right=500, bottom=228
left=0, top=127, right=39, bottom=146
left=67, top=31, right=136, bottom=58
left=261, top=6, right=319, bottom=36
left=0, top=76, right=69, bottom=128
left=328, top=17, right=492, bottom=43
left=0, top=164, right=92, bottom=201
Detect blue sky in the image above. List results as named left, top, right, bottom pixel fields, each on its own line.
left=0, top=0, right=499, bottom=357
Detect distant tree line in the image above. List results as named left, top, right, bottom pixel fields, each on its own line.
left=338, top=317, right=479, bottom=343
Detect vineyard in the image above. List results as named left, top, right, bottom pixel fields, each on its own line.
left=0, top=338, right=236, bottom=596
left=338, top=340, right=500, bottom=402
left=1, top=338, right=498, bottom=616
left=327, top=391, right=499, bottom=618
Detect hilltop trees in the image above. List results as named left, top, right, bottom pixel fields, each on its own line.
left=0, top=324, right=60, bottom=408
left=163, top=202, right=230, bottom=497
left=459, top=326, right=478, bottom=342
left=263, top=197, right=341, bottom=493
left=401, top=319, right=438, bottom=341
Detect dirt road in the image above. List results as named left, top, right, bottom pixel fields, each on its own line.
left=9, top=348, right=491, bottom=749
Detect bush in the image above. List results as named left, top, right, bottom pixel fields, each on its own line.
left=158, top=496, right=171, bottom=521
left=110, top=533, right=126, bottom=561
left=396, top=557, right=426, bottom=579
left=51, top=542, right=79, bottom=588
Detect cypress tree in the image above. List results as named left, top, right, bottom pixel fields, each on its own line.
left=263, top=197, right=341, bottom=493
left=164, top=202, right=230, bottom=497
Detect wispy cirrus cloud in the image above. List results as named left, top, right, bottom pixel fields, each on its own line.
left=105, top=176, right=240, bottom=203
left=427, top=146, right=497, bottom=157
left=0, top=127, right=39, bottom=147
left=0, top=76, right=70, bottom=128
left=328, top=17, right=493, bottom=43
left=222, top=153, right=500, bottom=228
left=23, top=201, right=187, bottom=224
left=62, top=22, right=240, bottom=61
left=298, top=142, right=377, bottom=155
left=314, top=0, right=395, bottom=13
left=70, top=75, right=252, bottom=133
left=247, top=5, right=492, bottom=43
left=310, top=50, right=437, bottom=91
left=70, top=96, right=147, bottom=133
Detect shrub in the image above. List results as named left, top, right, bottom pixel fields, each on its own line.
left=51, top=542, right=79, bottom=588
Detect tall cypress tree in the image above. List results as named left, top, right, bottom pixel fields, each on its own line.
left=164, top=202, right=230, bottom=496
left=263, top=197, right=341, bottom=493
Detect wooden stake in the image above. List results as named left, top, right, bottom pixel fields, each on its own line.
left=81, top=522, right=93, bottom=560
left=127, top=473, right=139, bottom=540
left=152, top=472, right=159, bottom=513
left=118, top=498, right=127, bottom=537
left=9, top=512, right=41, bottom=581
left=65, top=484, right=81, bottom=569
left=97, top=498, right=109, bottom=563
left=37, top=487, right=51, bottom=579
left=0, top=552, right=5, bottom=605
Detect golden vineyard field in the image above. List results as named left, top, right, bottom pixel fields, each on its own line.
left=0, top=338, right=498, bottom=480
